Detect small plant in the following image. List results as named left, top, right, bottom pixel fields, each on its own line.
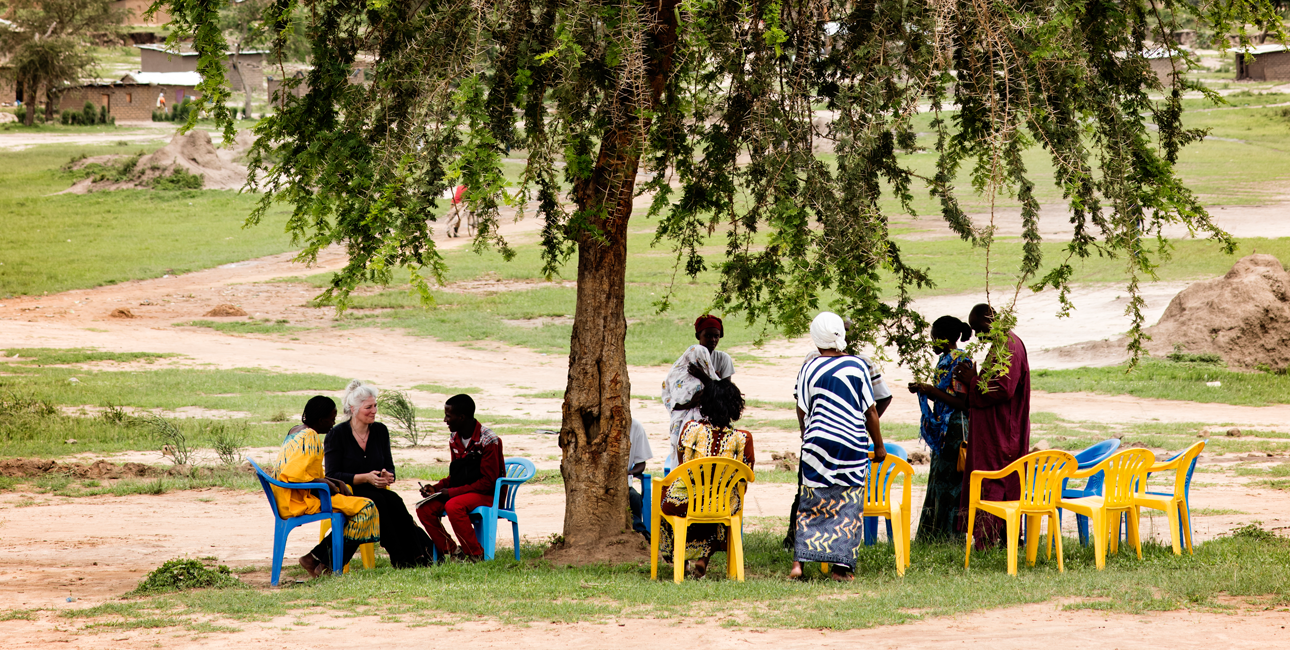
left=1228, top=523, right=1283, bottom=544
left=270, top=409, right=289, bottom=422
left=146, top=414, right=196, bottom=465
left=148, top=166, right=204, bottom=190
left=378, top=389, right=423, bottom=447
left=1166, top=345, right=1222, bottom=365
left=131, top=558, right=241, bottom=594
left=101, top=402, right=139, bottom=426
left=204, top=422, right=248, bottom=467
left=0, top=392, right=57, bottom=417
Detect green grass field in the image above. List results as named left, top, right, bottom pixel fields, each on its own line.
left=1032, top=359, right=1290, bottom=407
left=0, top=144, right=296, bottom=298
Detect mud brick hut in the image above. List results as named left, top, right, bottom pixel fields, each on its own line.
left=137, top=44, right=267, bottom=91
left=57, top=72, right=201, bottom=121
left=1235, top=43, right=1290, bottom=81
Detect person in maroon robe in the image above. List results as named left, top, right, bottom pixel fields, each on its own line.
left=954, top=303, right=1031, bottom=548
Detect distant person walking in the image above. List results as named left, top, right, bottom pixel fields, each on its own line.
left=661, top=315, right=734, bottom=469
left=907, top=315, right=974, bottom=542
left=955, top=304, right=1031, bottom=548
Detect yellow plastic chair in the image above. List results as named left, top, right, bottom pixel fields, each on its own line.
left=1059, top=448, right=1154, bottom=569
left=964, top=450, right=1076, bottom=576
left=650, top=457, right=755, bottom=583
left=319, top=519, right=376, bottom=572
left=1135, top=441, right=1205, bottom=555
left=819, top=451, right=914, bottom=577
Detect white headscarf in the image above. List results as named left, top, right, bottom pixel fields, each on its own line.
left=810, top=312, right=847, bottom=351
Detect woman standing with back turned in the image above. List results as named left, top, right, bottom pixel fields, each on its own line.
left=790, top=312, right=885, bottom=581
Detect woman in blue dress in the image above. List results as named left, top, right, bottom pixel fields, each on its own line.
left=907, top=316, right=974, bottom=542
left=789, top=312, right=886, bottom=581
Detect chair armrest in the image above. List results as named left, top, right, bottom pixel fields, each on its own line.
left=971, top=466, right=1015, bottom=480
left=1071, top=465, right=1103, bottom=480
left=1148, top=456, right=1183, bottom=473
left=265, top=477, right=334, bottom=512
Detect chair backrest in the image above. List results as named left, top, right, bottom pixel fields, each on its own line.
left=1014, top=450, right=1077, bottom=509
left=865, top=454, right=913, bottom=512
left=497, top=457, right=537, bottom=512
left=1074, top=438, right=1121, bottom=468
left=883, top=442, right=909, bottom=461
left=1094, top=449, right=1155, bottom=508
left=668, top=457, right=755, bottom=523
left=1163, top=441, right=1205, bottom=497
left=247, top=457, right=286, bottom=521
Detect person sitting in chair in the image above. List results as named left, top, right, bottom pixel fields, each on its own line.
left=415, top=394, right=504, bottom=562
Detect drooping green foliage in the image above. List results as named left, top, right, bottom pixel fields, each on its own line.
left=155, top=0, right=1283, bottom=377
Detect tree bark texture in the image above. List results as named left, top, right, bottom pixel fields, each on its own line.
left=558, top=0, right=680, bottom=548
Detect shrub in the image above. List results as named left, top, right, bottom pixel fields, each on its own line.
left=146, top=414, right=196, bottom=465
left=131, top=558, right=241, bottom=594
left=14, top=107, right=25, bottom=123
left=205, top=421, right=247, bottom=466
left=378, top=389, right=423, bottom=447
left=81, top=101, right=97, bottom=126
left=148, top=166, right=204, bottom=190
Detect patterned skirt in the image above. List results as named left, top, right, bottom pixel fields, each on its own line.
left=333, top=494, right=380, bottom=544
left=794, top=484, right=865, bottom=566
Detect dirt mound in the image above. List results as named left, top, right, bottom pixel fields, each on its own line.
left=204, top=303, right=247, bottom=317
left=0, top=458, right=162, bottom=479
left=1145, top=254, right=1290, bottom=371
left=60, top=130, right=250, bottom=194
left=544, top=532, right=648, bottom=566
left=108, top=308, right=137, bottom=319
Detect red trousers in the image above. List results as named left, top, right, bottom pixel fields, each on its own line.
left=416, top=492, right=493, bottom=557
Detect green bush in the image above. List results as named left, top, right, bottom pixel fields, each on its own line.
left=148, top=166, right=204, bottom=190
left=14, top=106, right=25, bottom=123
left=81, top=101, right=97, bottom=126
left=131, top=558, right=241, bottom=594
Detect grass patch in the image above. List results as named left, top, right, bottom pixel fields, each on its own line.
left=76, top=528, right=1290, bottom=634
left=2, top=347, right=175, bottom=365
left=412, top=384, right=482, bottom=395
left=1031, top=359, right=1290, bottom=407
left=179, top=319, right=307, bottom=335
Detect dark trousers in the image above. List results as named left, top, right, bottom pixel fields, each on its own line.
left=352, top=484, right=434, bottom=568
left=309, top=534, right=361, bottom=569
left=629, top=485, right=647, bottom=534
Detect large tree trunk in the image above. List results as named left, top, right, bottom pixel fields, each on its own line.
left=555, top=0, right=680, bottom=556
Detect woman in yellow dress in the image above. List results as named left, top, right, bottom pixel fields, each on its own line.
left=272, top=396, right=380, bottom=578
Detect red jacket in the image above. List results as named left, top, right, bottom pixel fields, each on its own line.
left=432, top=422, right=504, bottom=499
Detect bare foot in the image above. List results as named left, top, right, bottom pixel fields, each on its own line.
left=788, top=561, right=804, bottom=580
left=829, top=567, right=855, bottom=582
left=299, top=554, right=325, bottom=579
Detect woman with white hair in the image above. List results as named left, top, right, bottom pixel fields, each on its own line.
left=788, top=312, right=886, bottom=581
left=324, top=380, right=435, bottom=568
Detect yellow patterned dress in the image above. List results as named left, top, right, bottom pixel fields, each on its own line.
left=658, top=420, right=755, bottom=560
left=271, top=427, right=379, bottom=544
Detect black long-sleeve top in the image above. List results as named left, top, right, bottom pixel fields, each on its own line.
left=324, top=420, right=397, bottom=486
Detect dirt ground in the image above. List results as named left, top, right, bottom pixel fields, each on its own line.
left=3, top=202, right=1290, bottom=646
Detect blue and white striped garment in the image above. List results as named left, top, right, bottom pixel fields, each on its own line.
left=795, top=355, right=876, bottom=488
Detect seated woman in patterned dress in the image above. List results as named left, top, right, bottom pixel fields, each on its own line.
left=271, top=396, right=380, bottom=578
left=658, top=378, right=755, bottom=579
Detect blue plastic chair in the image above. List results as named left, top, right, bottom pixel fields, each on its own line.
left=1058, top=439, right=1122, bottom=546
left=249, top=458, right=345, bottom=586
left=430, top=457, right=537, bottom=561
left=638, top=473, right=653, bottom=534
left=864, top=442, right=908, bottom=546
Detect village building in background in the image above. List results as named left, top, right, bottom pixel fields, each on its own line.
left=1235, top=43, right=1290, bottom=81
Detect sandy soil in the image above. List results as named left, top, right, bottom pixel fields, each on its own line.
left=0, top=121, right=180, bottom=151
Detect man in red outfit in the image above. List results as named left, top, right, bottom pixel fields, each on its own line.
left=416, top=394, right=504, bottom=561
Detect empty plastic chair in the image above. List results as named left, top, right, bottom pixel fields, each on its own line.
left=1059, top=438, right=1122, bottom=546
left=1136, top=441, right=1205, bottom=555
left=864, top=442, right=908, bottom=546
left=964, top=450, right=1077, bottom=576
